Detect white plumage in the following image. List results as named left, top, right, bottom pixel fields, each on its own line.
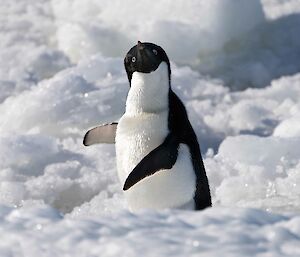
left=116, top=62, right=196, bottom=211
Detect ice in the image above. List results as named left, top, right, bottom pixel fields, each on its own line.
left=1, top=0, right=300, bottom=256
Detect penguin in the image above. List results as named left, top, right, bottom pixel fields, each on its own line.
left=83, top=41, right=211, bottom=211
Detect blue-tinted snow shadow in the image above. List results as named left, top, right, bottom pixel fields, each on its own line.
left=195, top=13, right=300, bottom=90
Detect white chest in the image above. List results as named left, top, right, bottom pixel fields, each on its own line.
left=115, top=112, right=196, bottom=211
left=116, top=111, right=169, bottom=183
left=115, top=63, right=196, bottom=210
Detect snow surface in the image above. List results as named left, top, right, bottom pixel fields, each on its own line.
left=1, top=0, right=300, bottom=256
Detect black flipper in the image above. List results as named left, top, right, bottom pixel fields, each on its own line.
left=168, top=91, right=212, bottom=210
left=83, top=122, right=118, bottom=146
left=123, top=134, right=179, bottom=191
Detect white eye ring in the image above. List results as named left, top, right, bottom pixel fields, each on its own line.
left=132, top=57, right=136, bottom=62
left=152, top=49, right=158, bottom=55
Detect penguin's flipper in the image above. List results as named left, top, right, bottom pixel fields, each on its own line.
left=83, top=122, right=118, bottom=146
left=123, top=134, right=179, bottom=190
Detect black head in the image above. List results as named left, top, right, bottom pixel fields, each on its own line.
left=124, top=41, right=171, bottom=85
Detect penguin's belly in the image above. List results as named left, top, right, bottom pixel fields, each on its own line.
left=116, top=112, right=196, bottom=210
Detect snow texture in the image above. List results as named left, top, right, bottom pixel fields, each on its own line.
left=1, top=0, right=300, bottom=256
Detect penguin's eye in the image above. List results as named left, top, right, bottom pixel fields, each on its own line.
left=132, top=57, right=136, bottom=63
left=152, top=49, right=158, bottom=55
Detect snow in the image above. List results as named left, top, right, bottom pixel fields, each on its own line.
left=52, top=0, right=265, bottom=64
left=1, top=206, right=300, bottom=257
left=206, top=135, right=300, bottom=213
left=1, top=0, right=300, bottom=256
left=51, top=0, right=300, bottom=89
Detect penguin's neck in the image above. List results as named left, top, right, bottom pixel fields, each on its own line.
left=125, top=62, right=170, bottom=115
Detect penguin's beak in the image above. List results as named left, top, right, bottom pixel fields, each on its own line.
left=137, top=41, right=144, bottom=50
left=136, top=41, right=145, bottom=71
left=136, top=41, right=156, bottom=70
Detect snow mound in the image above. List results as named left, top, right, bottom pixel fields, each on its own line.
left=0, top=0, right=71, bottom=101
left=202, top=73, right=300, bottom=139
left=0, top=133, right=119, bottom=213
left=52, top=0, right=265, bottom=64
left=274, top=116, right=300, bottom=138
left=262, top=0, right=300, bottom=19
left=51, top=0, right=300, bottom=89
left=0, top=55, right=125, bottom=137
left=1, top=206, right=300, bottom=257
left=206, top=135, right=300, bottom=212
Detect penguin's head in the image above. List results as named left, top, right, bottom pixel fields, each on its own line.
left=124, top=41, right=171, bottom=84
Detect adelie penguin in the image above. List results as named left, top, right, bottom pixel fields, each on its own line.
left=83, top=41, right=211, bottom=211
